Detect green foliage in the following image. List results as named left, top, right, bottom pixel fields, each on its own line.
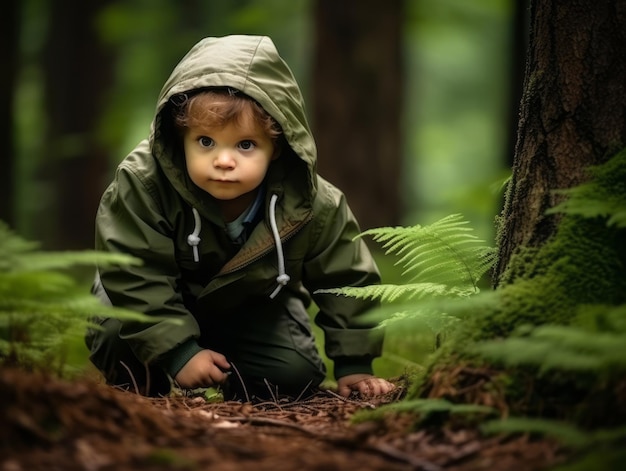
left=320, top=215, right=497, bottom=419
left=546, top=153, right=626, bottom=228
left=319, top=214, right=496, bottom=334
left=432, top=151, right=626, bottom=467
left=362, top=214, right=495, bottom=289
left=550, top=447, right=626, bottom=471
left=482, top=418, right=626, bottom=469
left=354, top=398, right=495, bottom=425
left=0, top=222, right=158, bottom=376
left=449, top=151, right=626, bottom=350
left=350, top=151, right=626, bottom=470
left=467, top=150, right=626, bottom=347
left=482, top=418, right=590, bottom=448
left=473, top=310, right=626, bottom=376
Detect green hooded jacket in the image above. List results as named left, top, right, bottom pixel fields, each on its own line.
left=94, top=35, right=383, bottom=380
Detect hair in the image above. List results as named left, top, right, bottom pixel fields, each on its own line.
left=171, top=88, right=282, bottom=141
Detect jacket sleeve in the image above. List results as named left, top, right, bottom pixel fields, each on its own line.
left=95, top=160, right=203, bottom=374
left=303, top=180, right=384, bottom=379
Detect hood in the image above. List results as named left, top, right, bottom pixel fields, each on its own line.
left=149, top=35, right=317, bottom=213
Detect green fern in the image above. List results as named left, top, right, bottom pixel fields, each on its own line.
left=472, top=305, right=626, bottom=376
left=481, top=417, right=590, bottom=448
left=482, top=417, right=626, bottom=452
left=0, top=221, right=161, bottom=376
left=548, top=195, right=626, bottom=227
left=353, top=397, right=495, bottom=424
left=545, top=147, right=626, bottom=227
left=318, top=214, right=495, bottom=335
left=329, top=282, right=473, bottom=304
left=470, top=151, right=626, bottom=377
left=361, top=214, right=495, bottom=290
left=484, top=416, right=626, bottom=471
left=353, top=151, right=625, bottom=470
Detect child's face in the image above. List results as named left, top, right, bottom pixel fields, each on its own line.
left=184, top=115, right=276, bottom=220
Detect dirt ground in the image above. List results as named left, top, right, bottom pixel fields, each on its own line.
left=0, top=368, right=569, bottom=471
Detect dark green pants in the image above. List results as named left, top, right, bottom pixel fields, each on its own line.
left=86, top=297, right=327, bottom=400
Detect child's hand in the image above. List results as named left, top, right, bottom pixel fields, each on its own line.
left=174, top=349, right=231, bottom=389
left=337, top=374, right=395, bottom=398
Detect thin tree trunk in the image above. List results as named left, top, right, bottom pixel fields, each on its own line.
left=312, top=0, right=404, bottom=230
left=495, top=0, right=626, bottom=284
left=0, top=0, right=19, bottom=227
left=40, top=0, right=114, bottom=249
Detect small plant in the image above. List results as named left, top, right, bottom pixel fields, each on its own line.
left=351, top=150, right=626, bottom=471
left=353, top=397, right=496, bottom=425
left=0, top=222, right=160, bottom=376
left=319, top=213, right=495, bottom=333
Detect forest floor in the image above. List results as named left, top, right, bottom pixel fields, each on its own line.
left=1, top=368, right=571, bottom=471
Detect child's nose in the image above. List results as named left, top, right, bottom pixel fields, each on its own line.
left=214, top=149, right=235, bottom=168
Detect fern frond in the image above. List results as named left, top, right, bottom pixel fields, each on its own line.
left=359, top=214, right=495, bottom=291
left=481, top=417, right=590, bottom=448
left=473, top=323, right=626, bottom=374
left=12, top=250, right=142, bottom=273
left=0, top=223, right=140, bottom=275
left=318, top=282, right=468, bottom=304
left=384, top=398, right=494, bottom=415
left=546, top=149, right=626, bottom=228
left=547, top=190, right=626, bottom=228
left=0, top=271, right=75, bottom=298
left=0, top=221, right=162, bottom=376
left=354, top=398, right=495, bottom=423
left=376, top=309, right=461, bottom=334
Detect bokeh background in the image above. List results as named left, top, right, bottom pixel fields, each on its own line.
left=1, top=0, right=528, bottom=379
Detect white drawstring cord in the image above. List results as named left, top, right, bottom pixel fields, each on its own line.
left=187, top=207, right=201, bottom=262
left=268, top=194, right=290, bottom=299
left=186, top=199, right=289, bottom=296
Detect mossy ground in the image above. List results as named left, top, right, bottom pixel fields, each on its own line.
left=393, top=150, right=626, bottom=469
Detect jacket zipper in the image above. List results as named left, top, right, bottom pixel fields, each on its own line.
left=217, top=211, right=313, bottom=276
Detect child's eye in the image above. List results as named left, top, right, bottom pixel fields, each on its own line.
left=198, top=136, right=214, bottom=148
left=238, top=140, right=255, bottom=151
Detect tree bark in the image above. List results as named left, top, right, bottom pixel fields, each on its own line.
left=495, top=0, right=626, bottom=284
left=0, top=0, right=19, bottom=227
left=312, top=0, right=404, bottom=230
left=40, top=0, right=115, bottom=249
left=504, top=0, right=530, bottom=168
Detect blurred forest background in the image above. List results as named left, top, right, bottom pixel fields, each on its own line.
left=0, top=0, right=527, bottom=378
left=1, top=0, right=525, bottom=251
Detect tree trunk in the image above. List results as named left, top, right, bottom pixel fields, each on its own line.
left=39, top=0, right=115, bottom=249
left=0, top=0, right=19, bottom=227
left=504, top=0, right=530, bottom=168
left=494, top=0, right=626, bottom=284
left=312, top=0, right=404, bottom=230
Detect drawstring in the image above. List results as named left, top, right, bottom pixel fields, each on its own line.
left=186, top=197, right=290, bottom=298
left=187, top=207, right=201, bottom=262
left=269, top=194, right=290, bottom=299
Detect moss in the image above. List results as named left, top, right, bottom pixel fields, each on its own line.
left=469, top=149, right=626, bottom=340
left=413, top=149, right=626, bottom=419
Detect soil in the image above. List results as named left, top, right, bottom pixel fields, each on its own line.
left=0, top=368, right=570, bottom=471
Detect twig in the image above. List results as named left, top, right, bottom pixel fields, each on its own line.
left=263, top=378, right=281, bottom=407
left=119, top=361, right=140, bottom=395
left=143, top=361, right=150, bottom=396
left=229, top=363, right=250, bottom=403
left=294, top=379, right=313, bottom=403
